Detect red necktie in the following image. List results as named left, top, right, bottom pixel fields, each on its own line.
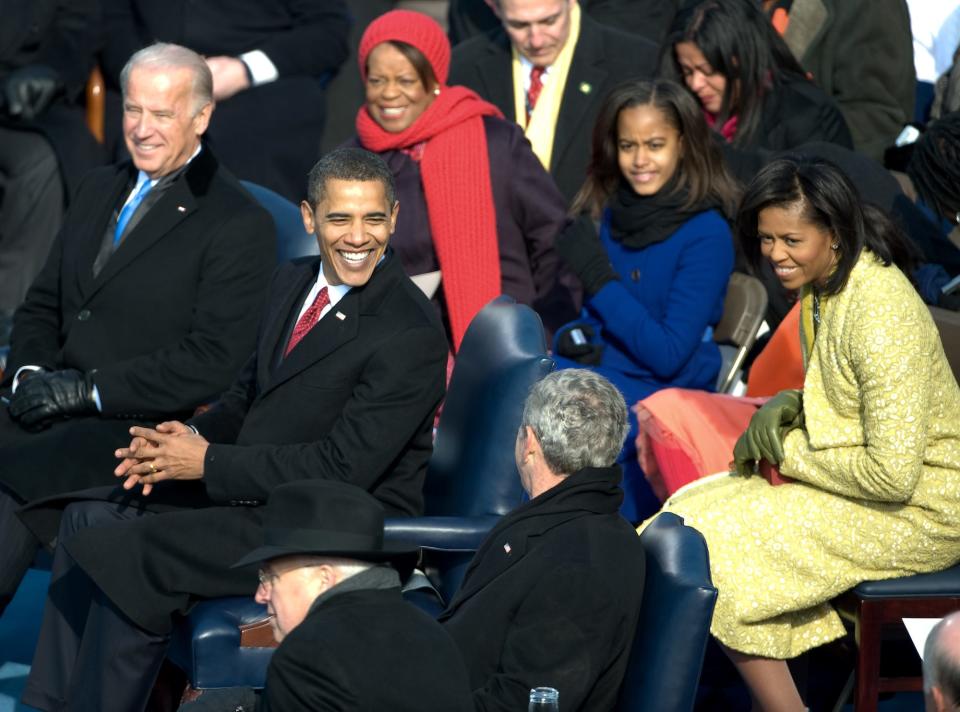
left=285, top=286, right=329, bottom=357
left=526, top=66, right=546, bottom=120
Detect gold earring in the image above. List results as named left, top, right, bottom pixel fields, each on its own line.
left=831, top=243, right=839, bottom=251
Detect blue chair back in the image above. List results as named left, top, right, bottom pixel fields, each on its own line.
left=617, top=512, right=718, bottom=712
left=425, top=296, right=553, bottom=517
left=240, top=180, right=318, bottom=263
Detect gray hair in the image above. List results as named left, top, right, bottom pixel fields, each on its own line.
left=924, top=612, right=960, bottom=705
left=521, top=369, right=628, bottom=476
left=120, top=42, right=213, bottom=116
left=300, top=556, right=373, bottom=581
left=307, top=147, right=397, bottom=208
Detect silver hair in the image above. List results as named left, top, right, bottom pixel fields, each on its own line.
left=924, top=612, right=960, bottom=704
left=301, top=556, right=374, bottom=581
left=120, top=42, right=214, bottom=116
left=520, top=369, right=628, bottom=476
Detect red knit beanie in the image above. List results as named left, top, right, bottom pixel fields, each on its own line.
left=358, top=10, right=451, bottom=86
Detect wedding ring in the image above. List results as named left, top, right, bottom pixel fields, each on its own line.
left=149, top=463, right=158, bottom=474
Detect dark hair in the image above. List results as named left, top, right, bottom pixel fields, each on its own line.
left=661, top=0, right=808, bottom=147
left=307, top=148, right=397, bottom=207
left=571, top=78, right=739, bottom=218
left=736, top=156, right=917, bottom=295
left=907, top=111, right=960, bottom=225
left=366, top=40, right=438, bottom=91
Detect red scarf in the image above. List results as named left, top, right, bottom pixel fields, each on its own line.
left=357, top=87, right=503, bottom=350
left=705, top=109, right=739, bottom=143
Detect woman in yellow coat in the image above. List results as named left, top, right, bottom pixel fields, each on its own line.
left=650, top=156, right=960, bottom=711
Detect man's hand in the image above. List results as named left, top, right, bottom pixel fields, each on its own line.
left=8, top=369, right=97, bottom=430
left=115, top=422, right=209, bottom=496
left=2, top=64, right=62, bottom=120
left=205, top=56, right=250, bottom=101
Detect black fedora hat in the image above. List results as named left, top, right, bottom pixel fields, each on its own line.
left=232, top=480, right=418, bottom=570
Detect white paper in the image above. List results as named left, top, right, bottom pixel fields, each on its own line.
left=903, top=617, right=943, bottom=660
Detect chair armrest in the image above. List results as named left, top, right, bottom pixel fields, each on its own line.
left=384, top=515, right=500, bottom=551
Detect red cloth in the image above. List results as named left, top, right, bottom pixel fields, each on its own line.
left=357, top=13, right=504, bottom=349
left=526, top=66, right=546, bottom=120
left=358, top=10, right=452, bottom=84
left=285, top=286, right=329, bottom=356
left=705, top=109, right=739, bottom=142
left=746, top=302, right=805, bottom=397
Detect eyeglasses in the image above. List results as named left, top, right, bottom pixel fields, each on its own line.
left=257, top=569, right=280, bottom=588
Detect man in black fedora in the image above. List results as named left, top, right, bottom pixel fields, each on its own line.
left=184, top=479, right=473, bottom=711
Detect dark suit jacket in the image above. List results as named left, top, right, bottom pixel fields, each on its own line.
left=449, top=15, right=659, bottom=205
left=98, top=0, right=350, bottom=201
left=0, top=147, right=275, bottom=503
left=51, top=253, right=448, bottom=634
left=440, top=467, right=645, bottom=712
left=261, top=587, right=473, bottom=712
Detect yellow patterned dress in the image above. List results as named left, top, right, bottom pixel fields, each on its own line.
left=645, top=251, right=960, bottom=658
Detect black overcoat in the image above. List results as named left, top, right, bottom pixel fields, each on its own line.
left=261, top=587, right=473, bottom=712
left=30, top=253, right=447, bottom=634
left=449, top=15, right=659, bottom=205
left=0, top=147, right=275, bottom=503
left=440, top=467, right=646, bottom=712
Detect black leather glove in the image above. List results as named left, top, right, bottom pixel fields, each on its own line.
left=556, top=323, right=604, bottom=365
left=9, top=369, right=97, bottom=430
left=732, top=389, right=803, bottom=476
left=2, top=65, right=62, bottom=121
left=555, top=214, right=617, bottom=297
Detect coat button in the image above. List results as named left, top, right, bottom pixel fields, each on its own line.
left=631, top=269, right=641, bottom=281
left=77, top=309, right=91, bottom=321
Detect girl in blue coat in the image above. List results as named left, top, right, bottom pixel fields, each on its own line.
left=554, top=79, right=738, bottom=521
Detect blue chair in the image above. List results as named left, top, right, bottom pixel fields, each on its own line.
left=616, top=512, right=718, bottom=712
left=168, top=296, right=554, bottom=690
left=239, top=180, right=317, bottom=263
left=836, top=564, right=960, bottom=712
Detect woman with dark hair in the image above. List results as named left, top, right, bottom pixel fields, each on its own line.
left=553, top=78, right=738, bottom=521
left=352, top=10, right=575, bottom=350
left=662, top=0, right=852, bottom=181
left=646, top=156, right=960, bottom=711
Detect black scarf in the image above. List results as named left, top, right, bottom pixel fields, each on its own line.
left=608, top=177, right=719, bottom=249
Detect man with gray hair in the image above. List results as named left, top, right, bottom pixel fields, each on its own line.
left=0, top=41, right=274, bottom=617
left=925, top=611, right=960, bottom=712
left=440, top=368, right=646, bottom=711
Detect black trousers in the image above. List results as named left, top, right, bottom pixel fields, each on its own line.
left=22, top=500, right=168, bottom=712
left=0, top=486, right=42, bottom=609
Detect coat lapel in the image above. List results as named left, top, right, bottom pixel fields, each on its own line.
left=552, top=18, right=607, bottom=172
left=263, top=289, right=360, bottom=395
left=88, top=177, right=198, bottom=295
left=76, top=168, right=135, bottom=300
left=255, top=260, right=318, bottom=386
left=83, top=147, right=218, bottom=301
left=474, top=32, right=516, bottom=120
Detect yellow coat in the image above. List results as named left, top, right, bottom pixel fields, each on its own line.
left=652, top=251, right=960, bottom=658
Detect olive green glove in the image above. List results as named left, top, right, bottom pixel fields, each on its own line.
left=733, top=389, right=803, bottom=476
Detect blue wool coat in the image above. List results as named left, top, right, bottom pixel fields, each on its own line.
left=556, top=208, right=734, bottom=405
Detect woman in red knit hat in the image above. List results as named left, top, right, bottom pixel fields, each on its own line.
left=354, top=10, right=576, bottom=350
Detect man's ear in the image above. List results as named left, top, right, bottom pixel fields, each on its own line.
left=300, top=200, right=315, bottom=234
left=389, top=200, right=399, bottom=234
